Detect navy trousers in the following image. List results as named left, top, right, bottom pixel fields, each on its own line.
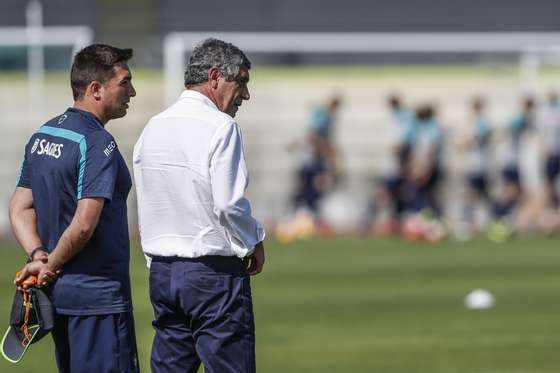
left=149, top=255, right=255, bottom=373
left=51, top=312, right=139, bottom=373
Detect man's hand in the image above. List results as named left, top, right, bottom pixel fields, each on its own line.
left=245, top=241, right=265, bottom=276
left=15, top=260, right=58, bottom=289
left=31, top=249, right=48, bottom=262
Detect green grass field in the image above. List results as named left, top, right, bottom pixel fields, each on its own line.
left=1, top=236, right=560, bottom=373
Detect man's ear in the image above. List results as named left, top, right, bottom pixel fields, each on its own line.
left=85, top=81, right=103, bottom=101
left=208, top=67, right=221, bottom=90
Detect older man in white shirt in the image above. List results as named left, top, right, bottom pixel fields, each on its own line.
left=133, top=38, right=265, bottom=373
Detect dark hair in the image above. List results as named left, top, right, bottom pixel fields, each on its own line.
left=184, top=38, right=251, bottom=87
left=523, top=96, right=535, bottom=111
left=416, top=105, right=435, bottom=121
left=70, top=44, right=133, bottom=100
left=388, top=95, right=401, bottom=110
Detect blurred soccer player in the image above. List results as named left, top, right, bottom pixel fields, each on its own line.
left=293, top=94, right=342, bottom=214
left=463, top=97, right=493, bottom=229
left=384, top=95, right=415, bottom=213
left=533, top=91, right=560, bottom=232
left=134, top=38, right=265, bottom=373
left=494, top=96, right=535, bottom=220
left=538, top=92, right=560, bottom=209
left=409, top=104, right=445, bottom=216
left=9, top=44, right=139, bottom=372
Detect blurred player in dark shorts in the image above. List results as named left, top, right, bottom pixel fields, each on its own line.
left=494, top=97, right=535, bottom=219
left=463, top=97, right=493, bottom=227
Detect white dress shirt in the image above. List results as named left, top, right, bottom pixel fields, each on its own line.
left=133, top=90, right=265, bottom=260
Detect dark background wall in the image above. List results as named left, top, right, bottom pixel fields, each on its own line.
left=2, top=0, right=560, bottom=67
left=158, top=0, right=560, bottom=33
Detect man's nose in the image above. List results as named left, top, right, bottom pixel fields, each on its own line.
left=242, top=86, right=250, bottom=101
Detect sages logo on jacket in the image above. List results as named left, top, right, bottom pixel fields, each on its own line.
left=31, top=138, right=64, bottom=159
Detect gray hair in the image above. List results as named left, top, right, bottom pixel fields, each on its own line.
left=184, top=38, right=251, bottom=87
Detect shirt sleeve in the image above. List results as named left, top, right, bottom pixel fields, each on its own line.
left=79, top=131, right=119, bottom=201
left=16, top=140, right=32, bottom=188
left=209, top=121, right=265, bottom=253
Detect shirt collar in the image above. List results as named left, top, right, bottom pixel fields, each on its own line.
left=66, top=107, right=105, bottom=129
left=180, top=90, right=219, bottom=111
